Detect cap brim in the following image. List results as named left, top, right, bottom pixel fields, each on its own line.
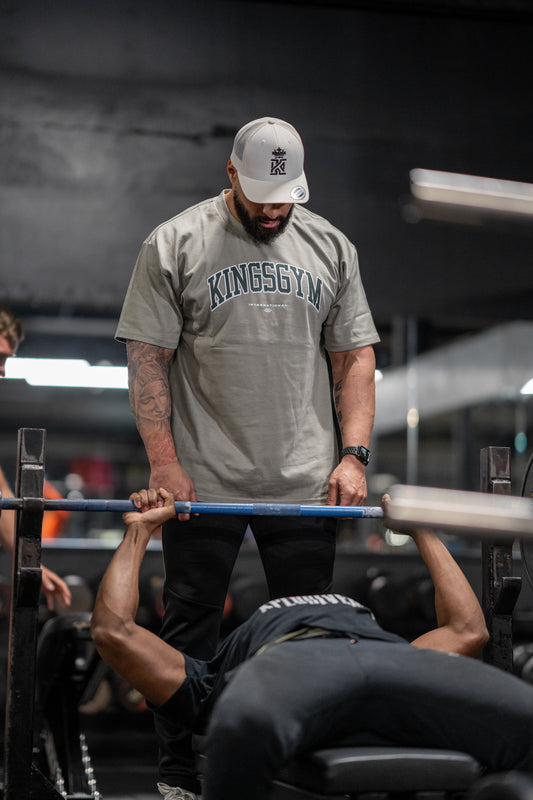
left=239, top=172, right=309, bottom=204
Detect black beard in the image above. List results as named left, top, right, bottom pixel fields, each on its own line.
left=233, top=190, right=293, bottom=244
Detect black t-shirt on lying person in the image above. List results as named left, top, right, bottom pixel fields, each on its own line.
left=156, top=593, right=407, bottom=730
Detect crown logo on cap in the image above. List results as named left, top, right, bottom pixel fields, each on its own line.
left=272, top=147, right=286, bottom=157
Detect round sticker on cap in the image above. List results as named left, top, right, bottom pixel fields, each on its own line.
left=291, top=186, right=307, bottom=201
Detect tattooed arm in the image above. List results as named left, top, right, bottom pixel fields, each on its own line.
left=325, top=345, right=376, bottom=506
left=126, top=340, right=196, bottom=521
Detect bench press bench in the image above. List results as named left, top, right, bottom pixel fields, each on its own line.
left=273, top=746, right=482, bottom=798
left=194, top=736, right=483, bottom=799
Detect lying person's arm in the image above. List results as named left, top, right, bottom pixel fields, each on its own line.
left=90, top=488, right=186, bottom=707
left=383, top=495, right=489, bottom=657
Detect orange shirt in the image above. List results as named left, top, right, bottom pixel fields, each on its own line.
left=41, top=480, right=70, bottom=539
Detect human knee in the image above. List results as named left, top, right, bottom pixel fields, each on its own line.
left=211, top=692, right=275, bottom=737
left=205, top=702, right=285, bottom=799
left=207, top=691, right=283, bottom=758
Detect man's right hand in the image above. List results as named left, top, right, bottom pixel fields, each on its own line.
left=150, top=462, right=197, bottom=522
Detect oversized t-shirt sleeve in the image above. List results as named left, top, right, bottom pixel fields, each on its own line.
left=115, top=236, right=183, bottom=349
left=321, top=240, right=380, bottom=352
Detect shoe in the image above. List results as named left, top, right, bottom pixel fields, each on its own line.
left=157, top=782, right=202, bottom=800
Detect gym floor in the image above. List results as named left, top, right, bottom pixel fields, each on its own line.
left=0, top=720, right=162, bottom=800
left=85, top=719, right=160, bottom=799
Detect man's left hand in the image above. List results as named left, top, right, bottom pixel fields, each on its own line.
left=326, top=458, right=367, bottom=506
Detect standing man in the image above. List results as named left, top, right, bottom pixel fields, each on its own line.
left=116, top=117, right=379, bottom=798
left=0, top=304, right=71, bottom=609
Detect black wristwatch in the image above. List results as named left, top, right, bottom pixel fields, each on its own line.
left=340, top=446, right=370, bottom=466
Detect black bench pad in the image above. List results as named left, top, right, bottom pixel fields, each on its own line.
left=276, top=746, right=483, bottom=794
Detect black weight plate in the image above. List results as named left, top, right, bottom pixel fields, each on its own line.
left=519, top=453, right=533, bottom=590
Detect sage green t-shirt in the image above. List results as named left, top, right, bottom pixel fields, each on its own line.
left=116, top=191, right=379, bottom=504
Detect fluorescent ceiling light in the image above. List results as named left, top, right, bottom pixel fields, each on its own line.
left=5, top=356, right=384, bottom=390
left=521, top=378, right=533, bottom=395
left=410, top=169, right=533, bottom=216
left=5, top=358, right=128, bottom=389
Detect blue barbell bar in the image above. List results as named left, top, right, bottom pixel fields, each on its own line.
left=0, top=495, right=383, bottom=518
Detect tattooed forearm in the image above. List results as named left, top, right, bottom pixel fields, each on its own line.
left=146, top=432, right=180, bottom=468
left=126, top=340, right=174, bottom=432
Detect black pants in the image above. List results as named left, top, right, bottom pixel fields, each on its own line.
left=154, top=514, right=337, bottom=791
left=204, top=638, right=533, bottom=800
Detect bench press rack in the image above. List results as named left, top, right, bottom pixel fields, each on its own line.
left=2, top=429, right=99, bottom=800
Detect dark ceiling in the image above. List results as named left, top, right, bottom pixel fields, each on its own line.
left=245, top=0, right=533, bottom=18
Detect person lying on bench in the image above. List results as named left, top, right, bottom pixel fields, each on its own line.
left=91, top=488, right=533, bottom=800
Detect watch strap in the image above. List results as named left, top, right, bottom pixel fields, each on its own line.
left=340, top=446, right=370, bottom=466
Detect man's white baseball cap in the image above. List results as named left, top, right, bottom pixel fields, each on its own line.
left=230, top=117, right=309, bottom=204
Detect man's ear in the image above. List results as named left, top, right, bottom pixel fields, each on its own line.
left=227, top=160, right=237, bottom=184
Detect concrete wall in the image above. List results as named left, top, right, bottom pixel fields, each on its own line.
left=1, top=0, right=532, bottom=325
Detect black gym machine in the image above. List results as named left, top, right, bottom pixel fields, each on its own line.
left=1, top=428, right=533, bottom=799
left=2, top=429, right=101, bottom=800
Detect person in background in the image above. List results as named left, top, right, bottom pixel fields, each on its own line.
left=0, top=304, right=71, bottom=609
left=116, top=117, right=378, bottom=797
left=41, top=479, right=71, bottom=540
